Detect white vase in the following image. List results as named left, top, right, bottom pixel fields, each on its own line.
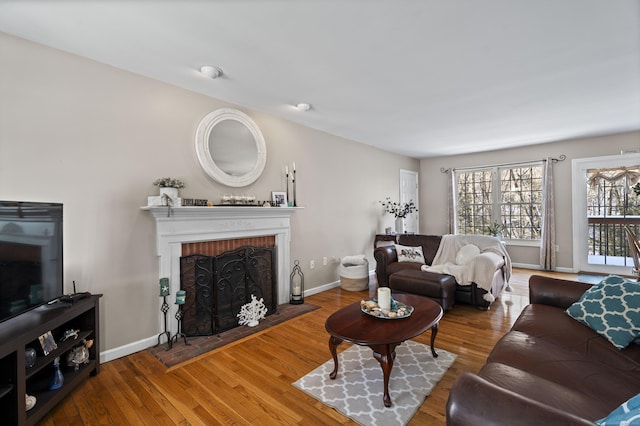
left=247, top=320, right=259, bottom=327
left=395, top=217, right=405, bottom=234
left=159, top=187, right=179, bottom=205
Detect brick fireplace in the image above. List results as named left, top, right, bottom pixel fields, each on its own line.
left=143, top=206, right=297, bottom=333
left=181, top=236, right=275, bottom=256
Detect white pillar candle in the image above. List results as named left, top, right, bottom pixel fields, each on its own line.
left=292, top=282, right=301, bottom=296
left=377, top=287, right=391, bottom=311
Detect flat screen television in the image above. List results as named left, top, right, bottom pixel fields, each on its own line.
left=0, top=201, right=63, bottom=323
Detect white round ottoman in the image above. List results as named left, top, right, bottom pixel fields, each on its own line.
left=339, top=255, right=370, bottom=291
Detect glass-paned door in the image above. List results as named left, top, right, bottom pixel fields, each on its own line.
left=573, top=153, right=640, bottom=275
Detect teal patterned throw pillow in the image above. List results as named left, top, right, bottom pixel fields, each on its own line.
left=566, top=276, right=640, bottom=350
left=595, top=275, right=637, bottom=287
left=596, top=393, right=640, bottom=425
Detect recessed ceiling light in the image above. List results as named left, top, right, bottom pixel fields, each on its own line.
left=200, top=65, right=223, bottom=79
left=296, top=103, right=311, bottom=111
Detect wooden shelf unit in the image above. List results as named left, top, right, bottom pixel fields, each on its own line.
left=0, top=295, right=101, bottom=425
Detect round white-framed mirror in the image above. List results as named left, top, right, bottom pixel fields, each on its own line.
left=195, top=108, right=267, bottom=187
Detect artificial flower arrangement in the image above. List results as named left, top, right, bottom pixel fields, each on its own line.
left=152, top=177, right=185, bottom=189
left=379, top=197, right=418, bottom=218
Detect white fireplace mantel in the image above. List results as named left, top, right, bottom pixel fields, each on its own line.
left=142, top=205, right=299, bottom=332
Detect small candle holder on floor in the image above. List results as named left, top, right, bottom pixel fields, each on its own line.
left=290, top=259, right=304, bottom=305
left=155, top=295, right=172, bottom=350
left=171, top=303, right=189, bottom=347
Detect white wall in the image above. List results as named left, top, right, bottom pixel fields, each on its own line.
left=419, top=131, right=640, bottom=270
left=0, top=33, right=418, bottom=356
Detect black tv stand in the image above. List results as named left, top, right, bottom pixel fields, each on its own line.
left=0, top=295, right=101, bottom=425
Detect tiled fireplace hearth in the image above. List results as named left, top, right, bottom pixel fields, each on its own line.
left=143, top=206, right=297, bottom=333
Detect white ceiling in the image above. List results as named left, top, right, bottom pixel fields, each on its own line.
left=1, top=0, right=639, bottom=158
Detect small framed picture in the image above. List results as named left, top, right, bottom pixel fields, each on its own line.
left=271, top=191, right=287, bottom=206
left=39, top=331, right=58, bottom=356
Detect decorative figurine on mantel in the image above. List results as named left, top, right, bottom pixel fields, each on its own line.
left=237, top=295, right=268, bottom=327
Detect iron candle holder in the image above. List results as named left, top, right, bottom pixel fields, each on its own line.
left=155, top=295, right=172, bottom=350
left=290, top=259, right=304, bottom=304
left=171, top=302, right=189, bottom=347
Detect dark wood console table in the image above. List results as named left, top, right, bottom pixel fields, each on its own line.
left=374, top=234, right=398, bottom=249
left=0, top=295, right=101, bottom=425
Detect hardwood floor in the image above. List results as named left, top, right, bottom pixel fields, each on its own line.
left=40, top=268, right=578, bottom=425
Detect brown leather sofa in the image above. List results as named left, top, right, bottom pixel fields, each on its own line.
left=446, top=275, right=640, bottom=425
left=374, top=234, right=507, bottom=309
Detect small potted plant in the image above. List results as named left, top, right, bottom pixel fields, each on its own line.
left=380, top=197, right=418, bottom=234
left=153, top=178, right=185, bottom=203
left=487, top=221, right=504, bottom=238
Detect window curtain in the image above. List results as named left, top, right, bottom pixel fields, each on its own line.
left=540, top=158, right=556, bottom=270
left=448, top=171, right=454, bottom=234
left=586, top=167, right=640, bottom=188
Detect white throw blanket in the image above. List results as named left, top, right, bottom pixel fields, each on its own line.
left=421, top=234, right=512, bottom=302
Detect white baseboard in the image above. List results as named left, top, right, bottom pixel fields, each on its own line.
left=100, top=335, right=157, bottom=363
left=302, top=270, right=378, bottom=297
left=304, top=279, right=341, bottom=296
left=511, top=263, right=576, bottom=273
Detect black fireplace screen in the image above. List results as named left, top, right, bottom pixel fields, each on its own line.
left=179, top=246, right=277, bottom=336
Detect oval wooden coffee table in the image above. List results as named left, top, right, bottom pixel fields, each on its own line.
left=325, top=293, right=443, bottom=407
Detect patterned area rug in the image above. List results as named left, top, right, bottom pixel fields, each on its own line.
left=293, top=341, right=457, bottom=426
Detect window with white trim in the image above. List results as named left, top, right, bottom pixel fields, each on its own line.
left=454, top=162, right=544, bottom=240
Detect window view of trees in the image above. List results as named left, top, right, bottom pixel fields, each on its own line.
left=587, top=169, right=640, bottom=216
left=455, top=163, right=640, bottom=261
left=586, top=167, right=640, bottom=265
left=455, top=164, right=543, bottom=240
left=455, top=169, right=493, bottom=235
